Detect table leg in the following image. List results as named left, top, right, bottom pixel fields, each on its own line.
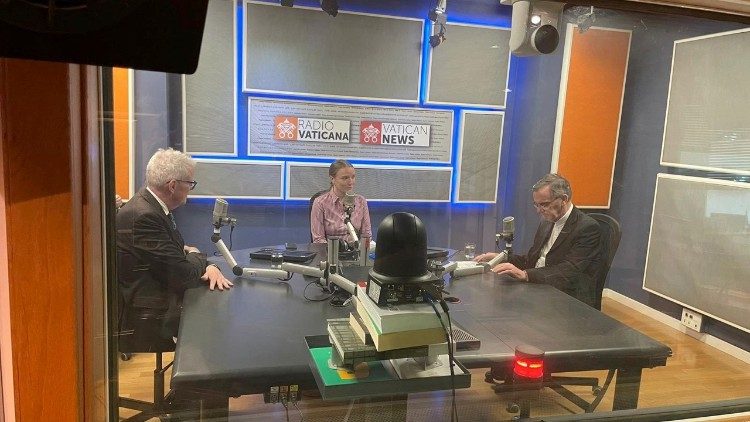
left=613, top=367, right=642, bottom=410
left=198, top=396, right=229, bottom=421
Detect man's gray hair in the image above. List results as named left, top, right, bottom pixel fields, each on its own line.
left=532, top=173, right=572, bottom=200
left=146, top=148, right=196, bottom=188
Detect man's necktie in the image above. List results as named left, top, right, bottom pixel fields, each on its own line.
left=168, top=213, right=177, bottom=230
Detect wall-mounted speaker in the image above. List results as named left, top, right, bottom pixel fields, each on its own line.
left=502, top=0, right=564, bottom=56
left=0, top=0, right=209, bottom=74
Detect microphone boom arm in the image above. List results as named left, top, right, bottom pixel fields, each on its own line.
left=210, top=199, right=358, bottom=290
left=212, top=229, right=290, bottom=279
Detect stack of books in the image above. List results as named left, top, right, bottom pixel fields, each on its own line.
left=327, top=284, right=449, bottom=361
left=351, top=284, right=447, bottom=350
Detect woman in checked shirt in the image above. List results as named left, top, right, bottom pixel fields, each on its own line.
left=310, top=159, right=372, bottom=247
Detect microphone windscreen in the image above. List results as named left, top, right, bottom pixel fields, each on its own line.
left=502, top=216, right=515, bottom=234
left=343, top=192, right=356, bottom=208
left=213, top=198, right=228, bottom=223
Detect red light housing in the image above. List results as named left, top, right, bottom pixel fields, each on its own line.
left=513, top=345, right=545, bottom=380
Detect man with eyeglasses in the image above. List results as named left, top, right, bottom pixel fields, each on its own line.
left=117, top=148, right=232, bottom=346
left=474, top=173, right=601, bottom=307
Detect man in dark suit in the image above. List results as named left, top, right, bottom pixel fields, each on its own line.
left=117, top=148, right=232, bottom=346
left=475, top=174, right=601, bottom=307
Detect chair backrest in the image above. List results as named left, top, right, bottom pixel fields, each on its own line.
left=117, top=251, right=176, bottom=353
left=309, top=189, right=330, bottom=241
left=587, top=213, right=622, bottom=311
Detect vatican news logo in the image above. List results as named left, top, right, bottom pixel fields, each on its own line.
left=360, top=121, right=382, bottom=144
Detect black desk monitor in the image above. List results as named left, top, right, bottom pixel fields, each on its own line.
left=427, top=247, right=449, bottom=259
left=248, top=248, right=316, bottom=263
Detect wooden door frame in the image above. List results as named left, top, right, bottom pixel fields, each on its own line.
left=0, top=59, right=109, bottom=422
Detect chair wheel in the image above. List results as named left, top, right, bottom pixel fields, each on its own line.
left=592, top=386, right=603, bottom=395
left=120, top=353, right=132, bottom=361
left=485, top=370, right=495, bottom=383
left=506, top=402, right=520, bottom=413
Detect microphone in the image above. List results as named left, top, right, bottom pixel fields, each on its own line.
left=212, top=197, right=236, bottom=229
left=496, top=216, right=514, bottom=254
left=343, top=191, right=356, bottom=214
left=502, top=216, right=514, bottom=243
left=213, top=198, right=228, bottom=228
left=342, top=192, right=359, bottom=248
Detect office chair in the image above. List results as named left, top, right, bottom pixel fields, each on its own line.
left=309, top=188, right=330, bottom=242
left=118, top=308, right=177, bottom=422
left=545, top=213, right=622, bottom=413
left=487, top=213, right=623, bottom=416
left=117, top=253, right=177, bottom=422
left=588, top=213, right=622, bottom=311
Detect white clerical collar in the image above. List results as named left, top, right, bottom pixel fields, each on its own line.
left=146, top=187, right=170, bottom=215
left=554, top=203, right=574, bottom=227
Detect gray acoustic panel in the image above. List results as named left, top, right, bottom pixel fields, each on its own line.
left=644, top=174, right=750, bottom=333
left=456, top=112, right=505, bottom=203
left=184, top=0, right=236, bottom=155
left=248, top=98, right=453, bottom=163
left=427, top=23, right=511, bottom=108
left=662, top=29, right=750, bottom=175
left=191, top=160, right=283, bottom=199
left=287, top=163, right=451, bottom=202
left=243, top=1, right=422, bottom=102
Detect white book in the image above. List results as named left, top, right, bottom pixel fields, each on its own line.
left=355, top=285, right=446, bottom=334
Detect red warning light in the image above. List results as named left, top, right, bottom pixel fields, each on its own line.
left=513, top=345, right=545, bottom=380
left=513, top=357, right=544, bottom=379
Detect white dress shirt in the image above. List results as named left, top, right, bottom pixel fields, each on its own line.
left=535, top=203, right=574, bottom=268
left=146, top=186, right=170, bottom=215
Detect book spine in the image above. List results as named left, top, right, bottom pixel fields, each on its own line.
left=349, top=311, right=373, bottom=345
left=354, top=298, right=447, bottom=351
left=355, top=285, right=445, bottom=334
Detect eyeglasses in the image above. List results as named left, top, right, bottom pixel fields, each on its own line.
left=533, top=196, right=564, bottom=210
left=176, top=180, right=198, bottom=190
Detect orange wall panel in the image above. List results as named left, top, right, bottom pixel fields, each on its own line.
left=113, top=68, right=130, bottom=199
left=554, top=26, right=632, bottom=208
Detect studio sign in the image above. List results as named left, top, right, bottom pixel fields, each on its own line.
left=274, top=116, right=351, bottom=143
left=360, top=121, right=431, bottom=146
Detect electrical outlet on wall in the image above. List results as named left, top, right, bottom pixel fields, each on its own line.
left=681, top=308, right=704, bottom=332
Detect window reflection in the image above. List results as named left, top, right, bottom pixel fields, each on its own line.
left=110, top=2, right=750, bottom=421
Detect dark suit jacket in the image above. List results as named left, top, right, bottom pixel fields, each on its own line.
left=508, top=206, right=601, bottom=307
left=116, top=188, right=207, bottom=344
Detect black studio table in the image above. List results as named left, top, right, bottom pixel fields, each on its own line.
left=170, top=244, right=671, bottom=419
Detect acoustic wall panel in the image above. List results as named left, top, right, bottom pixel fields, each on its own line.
left=662, top=28, right=750, bottom=175
left=426, top=23, right=511, bottom=108
left=456, top=111, right=505, bottom=203
left=183, top=0, right=236, bottom=156
left=287, top=163, right=452, bottom=202
left=243, top=1, right=423, bottom=102
left=644, top=174, right=750, bottom=333
left=190, top=159, right=284, bottom=199
left=552, top=25, right=631, bottom=209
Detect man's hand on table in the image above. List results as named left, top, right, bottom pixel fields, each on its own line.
left=490, top=262, right=528, bottom=281
left=202, top=265, right=234, bottom=291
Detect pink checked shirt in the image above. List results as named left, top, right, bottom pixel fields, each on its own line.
left=310, top=190, right=372, bottom=244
